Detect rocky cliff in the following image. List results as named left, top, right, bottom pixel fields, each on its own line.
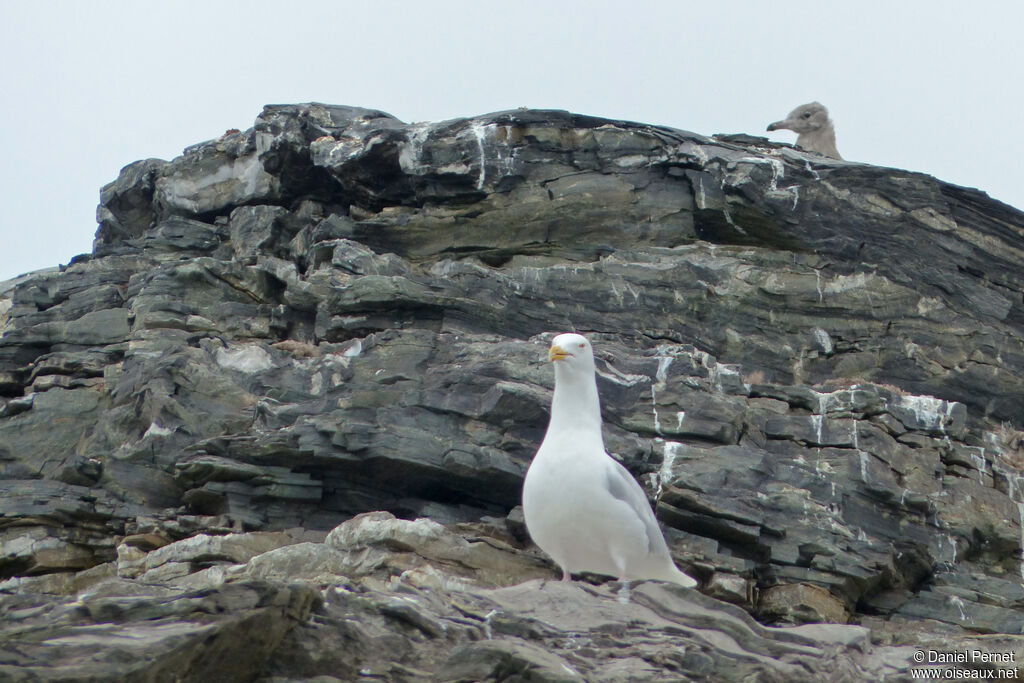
left=2, top=104, right=1024, bottom=681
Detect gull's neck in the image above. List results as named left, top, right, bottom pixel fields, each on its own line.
left=547, top=364, right=603, bottom=436
left=797, top=125, right=842, bottom=160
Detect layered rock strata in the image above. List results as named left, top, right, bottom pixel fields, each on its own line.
left=2, top=104, right=1024, bottom=680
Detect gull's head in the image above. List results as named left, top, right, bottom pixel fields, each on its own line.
left=548, top=332, right=596, bottom=375
left=767, top=101, right=831, bottom=135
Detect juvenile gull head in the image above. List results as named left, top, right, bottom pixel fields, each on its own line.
left=767, top=102, right=843, bottom=160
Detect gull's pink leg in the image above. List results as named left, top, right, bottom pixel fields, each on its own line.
left=616, top=576, right=632, bottom=603
left=561, top=568, right=572, bottom=582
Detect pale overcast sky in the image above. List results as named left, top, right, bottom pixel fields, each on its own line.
left=2, top=1, right=1022, bottom=282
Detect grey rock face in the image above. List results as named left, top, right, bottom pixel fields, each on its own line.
left=2, top=102, right=1024, bottom=680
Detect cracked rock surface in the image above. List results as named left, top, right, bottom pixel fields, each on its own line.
left=2, top=104, right=1024, bottom=681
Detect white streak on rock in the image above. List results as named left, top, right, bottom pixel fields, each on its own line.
left=811, top=415, right=824, bottom=445
left=813, top=328, right=833, bottom=354
left=471, top=123, right=491, bottom=190
left=823, top=272, right=872, bottom=295
left=143, top=423, right=173, bottom=438
left=948, top=595, right=969, bottom=623
left=216, top=345, right=274, bottom=373
left=655, top=352, right=674, bottom=386
left=596, top=364, right=648, bottom=387
left=343, top=339, right=363, bottom=358
left=398, top=123, right=431, bottom=173
left=651, top=385, right=662, bottom=436
left=614, top=154, right=648, bottom=167
left=656, top=441, right=684, bottom=498
left=897, top=395, right=957, bottom=433
left=158, top=153, right=277, bottom=215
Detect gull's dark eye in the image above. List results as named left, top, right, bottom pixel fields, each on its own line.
left=802, top=112, right=812, bottom=118
left=578, top=343, right=586, bottom=349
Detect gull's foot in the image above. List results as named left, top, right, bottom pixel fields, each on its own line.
left=616, top=578, right=631, bottom=604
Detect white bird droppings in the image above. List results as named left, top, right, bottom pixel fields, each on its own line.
left=215, top=345, right=273, bottom=373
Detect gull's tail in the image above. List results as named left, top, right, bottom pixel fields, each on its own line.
left=647, top=562, right=698, bottom=588
left=670, top=566, right=698, bottom=588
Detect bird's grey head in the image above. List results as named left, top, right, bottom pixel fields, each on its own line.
left=767, top=102, right=831, bottom=135
left=548, top=333, right=596, bottom=376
